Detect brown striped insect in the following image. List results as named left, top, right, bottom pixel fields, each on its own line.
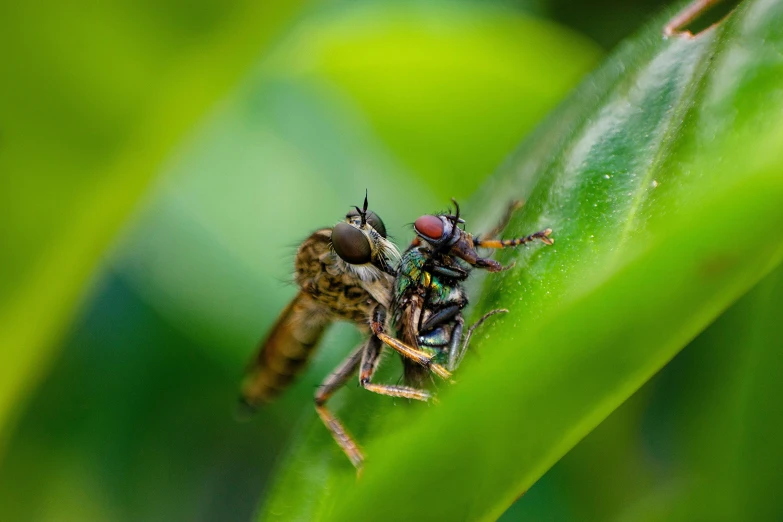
left=240, top=195, right=452, bottom=470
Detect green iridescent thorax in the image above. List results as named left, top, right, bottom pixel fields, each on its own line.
left=394, top=247, right=452, bottom=304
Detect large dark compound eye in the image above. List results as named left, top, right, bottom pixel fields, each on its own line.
left=345, top=209, right=387, bottom=238
left=332, top=222, right=372, bottom=264
left=365, top=211, right=386, bottom=238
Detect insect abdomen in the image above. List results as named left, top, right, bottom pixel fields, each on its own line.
left=241, top=292, right=329, bottom=407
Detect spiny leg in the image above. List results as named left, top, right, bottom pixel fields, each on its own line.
left=475, top=228, right=553, bottom=249
left=470, top=228, right=553, bottom=272
left=370, top=307, right=452, bottom=381
left=359, top=333, right=432, bottom=402
left=314, top=341, right=366, bottom=469
left=455, top=308, right=508, bottom=368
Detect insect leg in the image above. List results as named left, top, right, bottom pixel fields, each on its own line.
left=314, top=341, right=366, bottom=469
left=468, top=228, right=553, bottom=272
left=474, top=228, right=553, bottom=250
left=429, top=263, right=469, bottom=281
left=417, top=281, right=432, bottom=333
left=446, top=315, right=465, bottom=372
left=456, top=308, right=508, bottom=367
left=370, top=307, right=452, bottom=381
left=420, top=304, right=462, bottom=333
left=358, top=334, right=432, bottom=402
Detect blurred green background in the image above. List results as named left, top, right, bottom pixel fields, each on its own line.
left=7, top=0, right=774, bottom=521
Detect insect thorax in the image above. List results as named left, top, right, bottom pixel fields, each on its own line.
left=294, top=229, right=380, bottom=326
left=395, top=247, right=463, bottom=306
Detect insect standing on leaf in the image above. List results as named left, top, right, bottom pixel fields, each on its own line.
left=376, top=199, right=554, bottom=390
left=239, top=194, right=453, bottom=470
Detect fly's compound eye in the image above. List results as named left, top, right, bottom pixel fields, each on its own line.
left=415, top=214, right=459, bottom=250
left=345, top=209, right=387, bottom=238
left=414, top=215, right=445, bottom=241
left=332, top=222, right=372, bottom=264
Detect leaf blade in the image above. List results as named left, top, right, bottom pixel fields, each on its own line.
left=0, top=0, right=312, bottom=454
left=262, top=0, right=783, bottom=519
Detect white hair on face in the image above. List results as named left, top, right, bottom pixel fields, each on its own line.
left=376, top=233, right=400, bottom=266
left=340, top=260, right=380, bottom=281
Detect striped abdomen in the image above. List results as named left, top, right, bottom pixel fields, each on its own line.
left=241, top=292, right=329, bottom=406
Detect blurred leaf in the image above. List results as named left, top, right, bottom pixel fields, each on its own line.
left=298, top=2, right=602, bottom=197
left=651, top=263, right=783, bottom=522
left=505, top=230, right=783, bottom=522
left=0, top=1, right=312, bottom=453
left=542, top=262, right=783, bottom=522
left=0, top=1, right=597, bottom=517
left=112, top=2, right=598, bottom=364
left=260, top=0, right=783, bottom=519
left=0, top=273, right=299, bottom=522
left=544, top=0, right=669, bottom=48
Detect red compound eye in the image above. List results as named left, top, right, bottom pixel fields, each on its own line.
left=414, top=215, right=444, bottom=240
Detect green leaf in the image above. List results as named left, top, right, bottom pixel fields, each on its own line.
left=504, top=263, right=783, bottom=522
left=656, top=262, right=783, bottom=522
left=111, top=3, right=598, bottom=365
left=259, top=0, right=783, bottom=519
left=305, top=2, right=601, bottom=198
left=0, top=1, right=311, bottom=453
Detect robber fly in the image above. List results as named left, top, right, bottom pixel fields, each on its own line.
left=240, top=195, right=452, bottom=470
left=376, top=200, right=553, bottom=391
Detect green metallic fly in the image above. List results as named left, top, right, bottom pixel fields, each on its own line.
left=376, top=199, right=553, bottom=394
